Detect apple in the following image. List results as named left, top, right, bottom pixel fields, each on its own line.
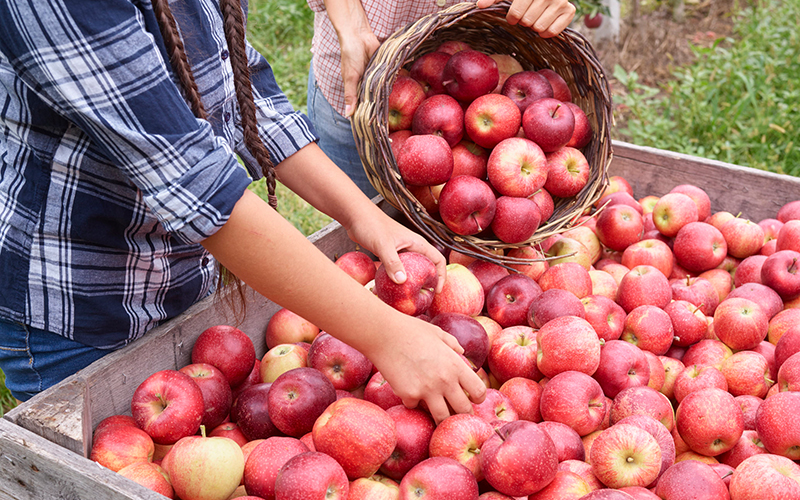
left=489, top=53, right=524, bottom=93
left=480, top=420, right=559, bottom=497
left=438, top=175, right=497, bottom=236
left=441, top=49, right=499, bottom=102
left=614, top=414, right=676, bottom=486
left=734, top=254, right=767, bottom=287
left=389, top=129, right=414, bottom=158
left=595, top=205, right=644, bottom=253
left=116, top=461, right=173, bottom=498
left=530, top=188, right=555, bottom=221
left=777, top=199, right=800, bottom=222
left=776, top=220, right=800, bottom=252
left=486, top=137, right=548, bottom=197
left=131, top=369, right=204, bottom=445
left=452, top=139, right=489, bottom=178
left=349, top=474, right=400, bottom=500
left=399, top=456, right=479, bottom=500
left=564, top=102, right=592, bottom=149
left=558, top=459, right=605, bottom=491
left=713, top=297, right=769, bottom=351
left=471, top=387, right=519, bottom=426
left=721, top=217, right=765, bottom=258
left=594, top=340, right=651, bottom=399
left=379, top=405, right=435, bottom=480
left=485, top=273, right=543, bottom=328
left=490, top=195, right=542, bottom=244
left=464, top=93, right=521, bottom=149
left=727, top=282, right=784, bottom=320
left=537, top=68, right=572, bottom=102
left=540, top=370, right=608, bottom=436
left=755, top=389, right=800, bottom=459
left=621, top=304, right=675, bottom=355
left=428, top=262, right=485, bottom=317
left=673, top=222, right=728, bottom=273
left=538, top=261, right=593, bottom=299
left=259, top=343, right=308, bottom=384
left=616, top=265, right=671, bottom=313
left=620, top=239, right=673, bottom=279
left=487, top=325, right=542, bottom=384
left=654, top=459, right=731, bottom=500
left=588, top=270, right=620, bottom=301
left=412, top=94, right=465, bottom=147
left=335, top=250, right=377, bottom=286
left=672, top=364, right=728, bottom=403
left=163, top=434, right=244, bottom=500
left=374, top=251, right=437, bottom=316
left=664, top=300, right=708, bottom=348
left=667, top=184, right=711, bottom=221
left=313, top=398, right=397, bottom=479
left=775, top=325, right=800, bottom=370
left=734, top=394, right=763, bottom=431
left=681, top=338, right=732, bottom=370
left=363, top=371, right=403, bottom=410
left=500, top=70, right=554, bottom=113
left=274, top=451, right=349, bottom=500
left=770, top=308, right=800, bottom=344
left=208, top=421, right=248, bottom=447
left=428, top=413, right=494, bottom=480
left=409, top=51, right=451, bottom=97
left=467, top=260, right=510, bottom=296
left=583, top=12, right=603, bottom=28
left=230, top=383, right=280, bottom=441
left=589, top=423, right=662, bottom=488
left=760, top=250, right=800, bottom=301
left=652, top=192, right=699, bottom=237
left=536, top=315, right=601, bottom=378
left=639, top=195, right=660, bottom=215
left=90, top=423, right=155, bottom=472
left=265, top=307, right=319, bottom=349
left=546, top=237, right=594, bottom=269
left=759, top=217, right=785, bottom=243
left=538, top=420, right=586, bottom=462
left=698, top=268, right=734, bottom=303
left=676, top=387, right=744, bottom=456
left=717, top=429, right=767, bottom=468
left=430, top=312, right=490, bottom=369
left=657, top=355, right=685, bottom=401
left=192, top=325, right=256, bottom=387
left=179, top=363, right=233, bottom=430
left=728, top=453, right=800, bottom=500
left=609, top=385, right=675, bottom=433
left=527, top=288, right=585, bottom=328
left=527, top=469, right=592, bottom=500
left=582, top=294, right=627, bottom=341
left=670, top=276, right=720, bottom=316
left=242, top=436, right=309, bottom=499
left=522, top=97, right=575, bottom=153
left=267, top=367, right=337, bottom=438
left=719, top=350, right=772, bottom=398
left=543, top=146, right=590, bottom=198
left=388, top=76, right=427, bottom=133
left=506, top=245, right=550, bottom=282
left=499, top=377, right=543, bottom=422
left=598, top=191, right=644, bottom=214
left=308, top=332, right=373, bottom=391
left=396, top=133, right=454, bottom=186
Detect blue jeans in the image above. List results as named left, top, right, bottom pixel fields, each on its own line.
left=307, top=64, right=379, bottom=199
left=0, top=319, right=111, bottom=401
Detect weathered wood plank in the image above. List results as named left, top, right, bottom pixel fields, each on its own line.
left=0, top=418, right=163, bottom=500
left=609, top=141, right=800, bottom=220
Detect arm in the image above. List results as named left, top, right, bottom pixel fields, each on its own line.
left=477, top=0, right=577, bottom=37
left=201, top=187, right=486, bottom=423
left=319, top=0, right=380, bottom=117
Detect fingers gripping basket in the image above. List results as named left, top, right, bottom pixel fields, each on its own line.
left=351, top=1, right=613, bottom=266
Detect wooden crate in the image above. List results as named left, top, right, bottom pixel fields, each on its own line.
left=2, top=141, right=800, bottom=500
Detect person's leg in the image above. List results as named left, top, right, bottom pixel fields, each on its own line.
left=307, top=64, right=379, bottom=199
left=0, top=319, right=111, bottom=401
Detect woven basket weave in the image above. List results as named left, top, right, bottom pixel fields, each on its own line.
left=351, top=1, right=613, bottom=266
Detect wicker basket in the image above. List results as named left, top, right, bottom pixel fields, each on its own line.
left=351, top=1, right=612, bottom=266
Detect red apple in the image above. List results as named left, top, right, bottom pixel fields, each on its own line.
left=681, top=338, right=732, bottom=370
left=672, top=364, right=728, bottom=404
left=464, top=93, right=521, bottom=149
left=412, top=94, right=465, bottom=146
left=500, top=70, right=554, bottom=113
left=399, top=456, right=479, bottom=500
left=349, top=474, right=400, bottom=500
left=621, top=304, right=675, bottom=355
left=654, top=459, right=730, bottom=500
left=467, top=259, right=510, bottom=296
left=428, top=413, right=494, bottom=480
left=485, top=273, right=543, bottom=328
left=259, top=342, right=308, bottom=384
left=486, top=137, right=548, bottom=197
left=537, top=68, right=572, bottom=102
left=717, top=429, right=767, bottom=468
left=438, top=175, right=497, bottom=236
left=451, top=139, right=489, bottom=178
left=776, top=220, right=800, bottom=252
left=380, top=406, right=435, bottom=480
left=539, top=370, right=608, bottom=436
left=675, top=387, right=744, bottom=456
left=538, top=261, right=593, bottom=299
left=719, top=350, right=772, bottom=398
left=588, top=269, right=620, bottom=301
left=615, top=414, right=676, bottom=486
left=442, top=50, right=499, bottom=102
left=396, top=133, right=454, bottom=186
left=621, top=239, right=673, bottom=279
left=388, top=75, right=427, bottom=132
left=616, top=265, right=671, bottom=313
left=713, top=297, right=769, bottom=351
left=230, top=382, right=280, bottom=441
left=755, top=390, right=800, bottom=459
left=208, top=421, right=248, bottom=447
left=335, top=250, right=377, bottom=286
left=590, top=423, right=662, bottom=488
left=489, top=53, right=523, bottom=93
left=243, top=436, right=309, bottom=499
left=490, top=195, right=542, bottom=244
left=582, top=294, right=627, bottom=341
left=363, top=371, right=403, bottom=410
left=527, top=288, right=585, bottom=328
left=522, top=97, right=575, bottom=153
left=673, top=222, right=728, bottom=273
left=90, top=423, right=155, bottom=472
left=265, top=307, right=319, bottom=349
left=267, top=366, right=337, bottom=438
left=669, top=184, right=711, bottom=221
left=308, top=332, right=373, bottom=391
left=536, top=315, right=602, bottom=378
left=721, top=217, right=765, bottom=259
left=179, top=362, right=233, bottom=430
left=595, top=205, right=645, bottom=253
left=539, top=420, right=586, bottom=462
left=374, top=251, right=437, bottom=316
left=564, top=102, right=592, bottom=149
left=670, top=276, right=720, bottom=316
left=274, top=451, right=349, bottom=499
left=583, top=12, right=604, bottom=28
left=428, top=262, right=485, bottom=317
left=487, top=325, right=542, bottom=384
left=665, top=300, right=709, bottom=348
left=530, top=188, right=555, bottom=221
left=471, top=388, right=519, bottom=426
left=729, top=454, right=800, bottom=500
left=652, top=192, right=699, bottom=237
left=192, top=325, right=256, bottom=387
left=312, top=398, right=397, bottom=479
left=131, top=369, right=204, bottom=445
left=389, top=129, right=414, bottom=158
left=480, top=420, right=559, bottom=497
left=544, top=146, right=590, bottom=198
left=727, top=282, right=784, bottom=320
left=499, top=377, right=543, bottom=422
left=594, top=340, right=651, bottom=399
left=409, top=51, right=451, bottom=97
left=760, top=249, right=800, bottom=301
left=609, top=386, right=675, bottom=432
left=117, top=461, right=173, bottom=498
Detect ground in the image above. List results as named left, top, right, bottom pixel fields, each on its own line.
left=579, top=0, right=736, bottom=97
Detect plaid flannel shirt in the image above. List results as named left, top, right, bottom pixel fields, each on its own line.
left=308, top=0, right=462, bottom=116
left=0, top=0, right=317, bottom=349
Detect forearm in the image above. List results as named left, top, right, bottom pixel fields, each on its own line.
left=321, top=0, right=372, bottom=39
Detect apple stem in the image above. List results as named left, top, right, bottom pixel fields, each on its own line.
left=200, top=425, right=207, bottom=438
left=790, top=258, right=798, bottom=274
left=494, top=428, right=506, bottom=442
left=550, top=103, right=562, bottom=118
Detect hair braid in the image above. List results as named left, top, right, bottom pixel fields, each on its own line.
left=218, top=0, right=278, bottom=210
left=151, top=0, right=207, bottom=119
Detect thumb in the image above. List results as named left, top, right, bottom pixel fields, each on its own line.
left=343, top=78, right=359, bottom=118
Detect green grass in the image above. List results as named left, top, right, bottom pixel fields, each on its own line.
left=613, top=0, right=800, bottom=175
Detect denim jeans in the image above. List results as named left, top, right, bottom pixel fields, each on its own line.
left=307, top=64, right=379, bottom=199
left=0, top=319, right=111, bottom=401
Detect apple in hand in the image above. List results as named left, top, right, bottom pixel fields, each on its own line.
left=500, top=70, right=554, bottom=113
left=522, top=97, right=575, bottom=153
left=439, top=176, right=498, bottom=236
left=441, top=49, right=499, bottom=102
left=192, top=325, right=256, bottom=387
left=464, top=93, right=521, bottom=149
left=430, top=312, right=490, bottom=369
left=374, top=251, right=437, bottom=316
left=131, top=369, right=204, bottom=445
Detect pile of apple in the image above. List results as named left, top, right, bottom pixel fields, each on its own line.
left=387, top=40, right=593, bottom=244
left=89, top=170, right=800, bottom=499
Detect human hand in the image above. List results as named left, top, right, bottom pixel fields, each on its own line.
left=346, top=212, right=448, bottom=293
left=366, top=313, right=487, bottom=424
left=476, top=0, right=577, bottom=38
left=338, top=29, right=380, bottom=117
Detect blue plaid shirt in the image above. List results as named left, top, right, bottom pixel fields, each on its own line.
left=0, top=0, right=317, bottom=349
